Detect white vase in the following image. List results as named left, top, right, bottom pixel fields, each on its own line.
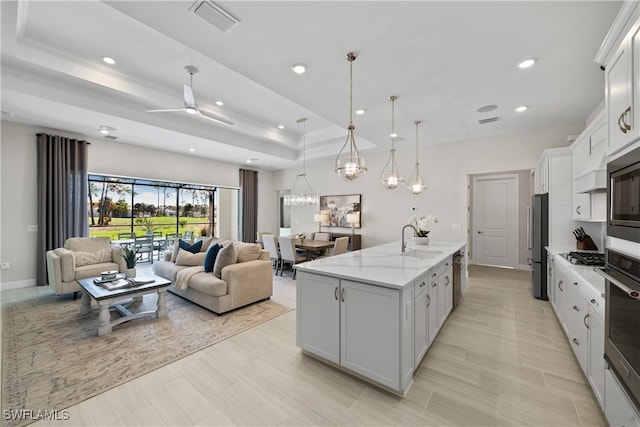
left=413, top=236, right=430, bottom=245
left=124, top=268, right=136, bottom=278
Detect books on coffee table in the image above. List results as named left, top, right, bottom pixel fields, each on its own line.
left=99, top=278, right=155, bottom=291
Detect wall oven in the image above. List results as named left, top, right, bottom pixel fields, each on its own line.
left=608, top=145, right=640, bottom=242
left=597, top=249, right=640, bottom=411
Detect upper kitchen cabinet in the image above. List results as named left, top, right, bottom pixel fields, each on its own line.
left=596, top=2, right=640, bottom=155
left=570, top=106, right=607, bottom=221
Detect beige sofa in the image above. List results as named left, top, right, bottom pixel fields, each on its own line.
left=46, top=237, right=127, bottom=298
left=152, top=238, right=273, bottom=314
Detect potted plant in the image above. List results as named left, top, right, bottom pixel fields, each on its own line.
left=121, top=246, right=138, bottom=278
left=409, top=215, right=439, bottom=245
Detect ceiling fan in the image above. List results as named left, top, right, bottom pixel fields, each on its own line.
left=146, top=65, right=233, bottom=126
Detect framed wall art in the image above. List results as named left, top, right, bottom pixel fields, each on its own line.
left=319, top=194, right=361, bottom=228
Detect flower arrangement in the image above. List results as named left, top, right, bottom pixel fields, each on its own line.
left=409, top=215, right=439, bottom=237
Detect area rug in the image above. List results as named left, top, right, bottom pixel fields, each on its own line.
left=2, top=286, right=294, bottom=426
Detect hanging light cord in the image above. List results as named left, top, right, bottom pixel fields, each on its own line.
left=415, top=120, right=421, bottom=162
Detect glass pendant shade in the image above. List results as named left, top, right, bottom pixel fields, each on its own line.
left=335, top=52, right=366, bottom=181
left=284, top=117, right=319, bottom=206
left=380, top=95, right=404, bottom=189
left=407, top=120, right=426, bottom=195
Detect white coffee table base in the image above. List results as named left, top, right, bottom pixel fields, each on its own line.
left=80, top=288, right=168, bottom=336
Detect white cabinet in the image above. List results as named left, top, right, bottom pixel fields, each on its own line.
left=340, top=279, right=400, bottom=388
left=605, top=369, right=640, bottom=427
left=573, top=193, right=591, bottom=221
left=296, top=271, right=410, bottom=392
left=414, top=258, right=453, bottom=367
left=413, top=274, right=429, bottom=367
left=536, top=149, right=574, bottom=248
left=587, top=305, right=605, bottom=408
left=597, top=4, right=640, bottom=155
left=564, top=281, right=589, bottom=374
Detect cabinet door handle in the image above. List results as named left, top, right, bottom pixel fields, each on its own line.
left=445, top=276, right=450, bottom=286
left=334, top=286, right=339, bottom=301
left=426, top=295, right=431, bottom=307
left=341, top=288, right=345, bottom=302
left=419, top=281, right=427, bottom=288
left=584, top=313, right=590, bottom=330
left=590, top=298, right=599, bottom=306
left=432, top=282, right=438, bottom=288
left=619, top=111, right=628, bottom=134
left=576, top=206, right=581, bottom=215
left=624, top=106, right=632, bottom=131
left=558, top=280, right=563, bottom=291
left=573, top=305, right=580, bottom=312
left=572, top=338, right=580, bottom=346
left=573, top=281, right=578, bottom=286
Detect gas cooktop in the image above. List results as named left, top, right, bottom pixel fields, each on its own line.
left=560, top=251, right=605, bottom=266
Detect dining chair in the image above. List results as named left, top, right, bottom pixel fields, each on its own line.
left=262, top=235, right=282, bottom=275
left=134, top=235, right=154, bottom=264
left=117, top=232, right=135, bottom=240
left=183, top=230, right=194, bottom=241
left=152, top=231, right=164, bottom=258
left=333, top=236, right=350, bottom=255
left=278, top=236, right=307, bottom=278
left=314, top=232, right=331, bottom=241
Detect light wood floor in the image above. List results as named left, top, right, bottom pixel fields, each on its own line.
left=4, top=265, right=605, bottom=426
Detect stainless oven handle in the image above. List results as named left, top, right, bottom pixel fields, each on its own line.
left=595, top=268, right=640, bottom=300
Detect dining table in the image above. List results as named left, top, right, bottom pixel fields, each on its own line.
left=294, top=239, right=335, bottom=259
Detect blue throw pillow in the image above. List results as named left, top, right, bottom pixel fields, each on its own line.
left=179, top=239, right=202, bottom=254
left=203, top=243, right=223, bottom=273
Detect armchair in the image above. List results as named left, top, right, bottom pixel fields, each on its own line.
left=46, top=237, right=127, bottom=298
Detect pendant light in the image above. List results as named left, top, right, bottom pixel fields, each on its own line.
left=380, top=95, right=405, bottom=189
left=407, top=120, right=427, bottom=195
left=335, top=52, right=367, bottom=181
left=284, top=118, right=319, bottom=206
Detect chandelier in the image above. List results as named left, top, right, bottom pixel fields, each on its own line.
left=284, top=117, right=319, bottom=206
left=380, top=95, right=405, bottom=189
left=335, top=52, right=367, bottom=181
left=407, top=120, right=427, bottom=195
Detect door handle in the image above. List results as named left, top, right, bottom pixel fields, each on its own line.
left=576, top=206, right=581, bottom=215
left=334, top=286, right=338, bottom=301
left=584, top=313, right=590, bottom=330
left=426, top=295, right=431, bottom=307
left=340, top=288, right=345, bottom=302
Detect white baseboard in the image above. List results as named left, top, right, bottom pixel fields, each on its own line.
left=517, top=264, right=531, bottom=271
left=0, top=279, right=37, bottom=291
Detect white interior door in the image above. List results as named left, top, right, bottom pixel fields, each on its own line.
left=472, top=174, right=519, bottom=268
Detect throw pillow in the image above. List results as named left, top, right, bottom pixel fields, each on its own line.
left=73, top=247, right=113, bottom=267
left=196, top=236, right=213, bottom=252
left=204, top=243, right=222, bottom=273
left=175, top=249, right=207, bottom=267
left=233, top=242, right=262, bottom=263
left=213, top=243, right=237, bottom=279
left=171, top=239, right=203, bottom=262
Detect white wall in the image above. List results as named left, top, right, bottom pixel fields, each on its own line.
left=0, top=121, right=276, bottom=288
left=274, top=123, right=584, bottom=250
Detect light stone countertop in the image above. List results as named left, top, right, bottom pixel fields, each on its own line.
left=546, top=246, right=605, bottom=297
left=295, top=240, right=466, bottom=289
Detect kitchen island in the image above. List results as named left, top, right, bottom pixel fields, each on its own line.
left=295, top=240, right=466, bottom=395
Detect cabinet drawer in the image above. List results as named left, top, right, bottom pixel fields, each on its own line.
left=414, top=275, right=429, bottom=297
left=554, top=254, right=571, bottom=279
left=571, top=269, right=605, bottom=319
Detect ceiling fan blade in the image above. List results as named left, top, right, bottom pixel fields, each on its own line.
left=184, top=85, right=195, bottom=105
left=198, top=109, right=234, bottom=126
left=146, top=108, right=185, bottom=113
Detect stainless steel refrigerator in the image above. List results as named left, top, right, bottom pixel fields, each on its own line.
left=529, top=193, right=549, bottom=300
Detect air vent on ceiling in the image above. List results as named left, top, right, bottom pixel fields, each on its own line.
left=191, top=1, right=239, bottom=33
left=103, top=135, right=118, bottom=140
left=478, top=116, right=501, bottom=125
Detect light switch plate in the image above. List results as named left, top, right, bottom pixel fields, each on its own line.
left=1, top=263, right=9, bottom=270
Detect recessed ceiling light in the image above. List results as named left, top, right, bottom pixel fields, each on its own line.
left=216, top=101, right=224, bottom=106
left=515, top=105, right=528, bottom=112
left=98, top=125, right=116, bottom=134
left=102, top=56, right=116, bottom=65
left=518, top=57, right=537, bottom=69
left=355, top=109, right=366, bottom=115
left=278, top=125, right=284, bottom=129
left=247, top=158, right=259, bottom=163
left=291, top=64, right=306, bottom=74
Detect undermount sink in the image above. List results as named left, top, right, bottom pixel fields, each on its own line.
left=401, top=249, right=442, bottom=259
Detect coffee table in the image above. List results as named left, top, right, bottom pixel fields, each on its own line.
left=77, top=272, right=171, bottom=336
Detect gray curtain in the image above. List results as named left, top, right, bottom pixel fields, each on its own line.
left=239, top=169, right=258, bottom=243
left=36, top=133, right=89, bottom=286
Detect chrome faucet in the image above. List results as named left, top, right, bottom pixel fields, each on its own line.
left=402, top=224, right=418, bottom=252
